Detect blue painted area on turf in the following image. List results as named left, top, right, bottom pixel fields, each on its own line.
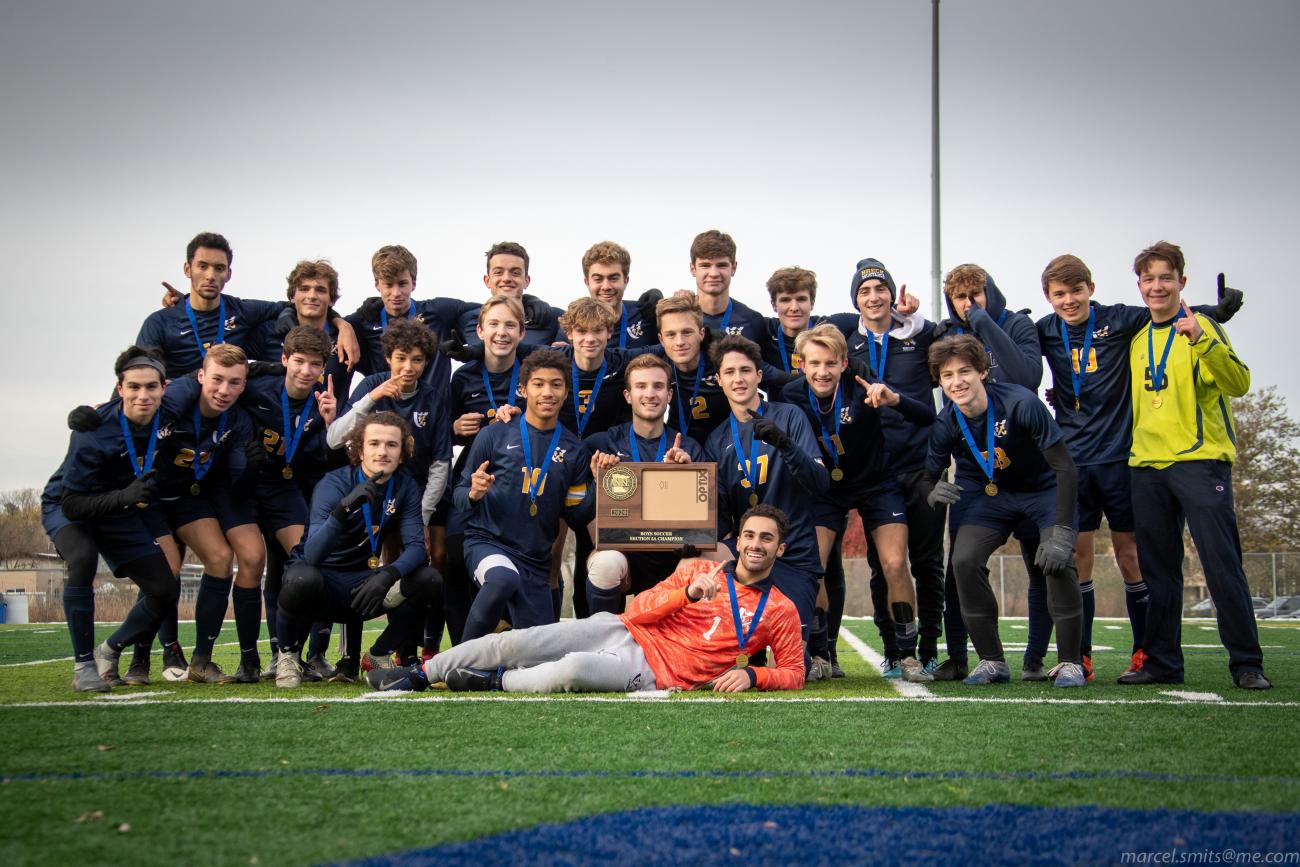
left=5, top=766, right=1298, bottom=786
left=337, top=804, right=1300, bottom=866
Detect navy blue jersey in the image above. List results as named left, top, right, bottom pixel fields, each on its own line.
left=61, top=403, right=185, bottom=496
left=927, top=381, right=1063, bottom=495
left=781, top=374, right=935, bottom=493
left=703, top=297, right=767, bottom=344
left=135, top=294, right=283, bottom=380
left=457, top=294, right=562, bottom=347
left=667, top=360, right=728, bottom=444
left=343, top=297, right=456, bottom=388
left=247, top=312, right=353, bottom=397
left=845, top=319, right=941, bottom=473
left=297, top=466, right=425, bottom=576
left=449, top=360, right=527, bottom=441
left=705, top=401, right=829, bottom=575
left=512, top=343, right=647, bottom=437
left=1036, top=301, right=1220, bottom=467
left=239, top=374, right=332, bottom=488
left=758, top=312, right=859, bottom=374
left=557, top=300, right=657, bottom=350
left=342, top=372, right=451, bottom=486
left=455, top=420, right=592, bottom=572
left=578, top=422, right=708, bottom=466
left=153, top=376, right=254, bottom=497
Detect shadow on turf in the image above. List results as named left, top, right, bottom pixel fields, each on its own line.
left=333, top=803, right=1299, bottom=866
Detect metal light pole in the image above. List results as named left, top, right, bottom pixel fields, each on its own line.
left=931, top=0, right=942, bottom=319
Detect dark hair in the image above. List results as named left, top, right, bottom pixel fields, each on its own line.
left=518, top=349, right=571, bottom=388
left=282, top=325, right=332, bottom=363
left=486, top=241, right=530, bottom=275
left=1134, top=241, right=1185, bottom=278
left=739, top=504, right=790, bottom=542
left=345, top=410, right=414, bottom=467
left=187, top=232, right=233, bottom=265
left=708, top=334, right=762, bottom=371
left=113, top=344, right=166, bottom=384
left=927, top=335, right=990, bottom=380
left=286, top=259, right=340, bottom=303
left=690, top=229, right=736, bottom=264
left=766, top=266, right=817, bottom=305
left=380, top=317, right=438, bottom=360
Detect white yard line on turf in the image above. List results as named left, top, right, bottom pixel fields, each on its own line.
left=837, top=624, right=932, bottom=698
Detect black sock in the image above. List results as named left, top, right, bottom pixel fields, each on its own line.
left=263, top=589, right=280, bottom=656
left=63, top=585, right=95, bottom=662
left=1079, top=581, right=1095, bottom=657
left=1024, top=581, right=1052, bottom=664
left=307, top=621, right=332, bottom=658
left=193, top=574, right=232, bottom=657
left=232, top=586, right=262, bottom=664
left=808, top=607, right=829, bottom=658
left=108, top=595, right=164, bottom=653
left=1125, top=581, right=1149, bottom=654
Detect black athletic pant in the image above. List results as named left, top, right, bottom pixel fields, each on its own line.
left=950, top=524, right=1081, bottom=665
left=1131, top=462, right=1263, bottom=682
left=869, top=468, right=946, bottom=661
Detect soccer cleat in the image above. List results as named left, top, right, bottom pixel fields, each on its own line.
left=1053, top=662, right=1086, bottom=688
left=306, top=653, right=336, bottom=681
left=330, top=656, right=360, bottom=684
left=1234, top=670, right=1272, bottom=690
left=93, top=641, right=123, bottom=686
left=1117, top=669, right=1159, bottom=685
left=922, top=658, right=939, bottom=677
left=1124, top=649, right=1147, bottom=675
left=963, top=659, right=1011, bottom=685
left=122, top=652, right=151, bottom=686
left=261, top=651, right=279, bottom=681
left=274, top=652, right=304, bottom=689
left=1021, top=661, right=1047, bottom=682
left=899, top=656, right=934, bottom=683
left=231, top=659, right=262, bottom=684
left=361, top=651, right=395, bottom=672
left=444, top=666, right=504, bottom=692
left=188, top=654, right=236, bottom=684
left=1082, top=654, right=1095, bottom=682
left=880, top=658, right=901, bottom=679
left=931, top=658, right=968, bottom=681
left=828, top=647, right=845, bottom=678
left=162, top=645, right=189, bottom=682
left=808, top=656, right=833, bottom=681
left=72, top=661, right=111, bottom=693
left=366, top=663, right=430, bottom=692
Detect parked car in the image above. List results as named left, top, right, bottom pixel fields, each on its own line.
left=1257, top=596, right=1300, bottom=619
left=1185, top=598, right=1215, bottom=616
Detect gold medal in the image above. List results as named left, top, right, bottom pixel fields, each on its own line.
left=367, top=556, right=380, bottom=569
left=1074, top=397, right=1080, bottom=412
left=529, top=502, right=538, bottom=517
left=190, top=482, right=201, bottom=496
left=736, top=653, right=749, bottom=668
left=985, top=482, right=998, bottom=497
left=830, top=467, right=844, bottom=482
left=282, top=466, right=294, bottom=480
left=1152, top=395, right=1163, bottom=409
left=748, top=492, right=758, bottom=507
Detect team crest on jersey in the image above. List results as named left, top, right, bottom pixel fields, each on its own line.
left=840, top=406, right=853, bottom=424
left=994, top=418, right=1008, bottom=438
left=628, top=321, right=645, bottom=339
left=156, top=424, right=173, bottom=439
left=224, top=316, right=238, bottom=332
left=214, top=429, right=231, bottom=445
left=1092, top=324, right=1111, bottom=340
left=384, top=499, right=397, bottom=516
left=552, top=447, right=567, bottom=464
left=737, top=604, right=757, bottom=632
left=725, top=326, right=744, bottom=337
left=413, top=412, right=429, bottom=428
left=703, top=374, right=719, bottom=387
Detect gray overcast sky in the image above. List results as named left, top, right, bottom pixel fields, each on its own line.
left=1, top=0, right=1296, bottom=490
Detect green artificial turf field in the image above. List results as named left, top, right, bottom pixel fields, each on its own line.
left=1, top=617, right=1297, bottom=866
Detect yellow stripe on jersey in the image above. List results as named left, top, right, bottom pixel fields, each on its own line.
left=565, top=484, right=589, bottom=507
left=1128, top=313, right=1249, bottom=469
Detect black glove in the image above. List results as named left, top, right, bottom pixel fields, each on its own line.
left=438, top=332, right=481, bottom=363
left=1215, top=272, right=1243, bottom=321
left=332, top=476, right=382, bottom=523
left=68, top=405, right=99, bottom=432
left=274, top=304, right=297, bottom=335
left=1034, top=525, right=1078, bottom=578
left=117, top=470, right=158, bottom=510
left=351, top=566, right=400, bottom=618
left=1017, top=307, right=1032, bottom=316
left=522, top=294, right=550, bottom=328
left=925, top=479, right=961, bottom=509
left=1043, top=387, right=1056, bottom=409
left=359, top=296, right=384, bottom=324
left=751, top=415, right=792, bottom=451
left=248, top=360, right=287, bottom=379
left=847, top=356, right=873, bottom=383
left=635, top=288, right=663, bottom=325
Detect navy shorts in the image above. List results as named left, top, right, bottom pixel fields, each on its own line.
left=767, top=558, right=820, bottom=642
left=162, top=485, right=258, bottom=535
left=254, top=479, right=309, bottom=533
left=814, top=477, right=908, bottom=536
left=87, top=509, right=171, bottom=576
left=954, top=486, right=1066, bottom=536
left=428, top=485, right=453, bottom=529
left=626, top=551, right=681, bottom=595
left=1077, top=459, right=1135, bottom=533
left=41, top=500, right=72, bottom=543
left=464, top=539, right=555, bottom=631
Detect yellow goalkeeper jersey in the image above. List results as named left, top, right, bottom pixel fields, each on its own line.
left=1129, top=312, right=1249, bottom=469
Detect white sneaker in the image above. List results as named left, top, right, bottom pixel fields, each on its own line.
left=900, top=656, right=935, bottom=683
left=808, top=656, right=833, bottom=681
left=275, top=652, right=303, bottom=689
left=93, top=641, right=122, bottom=685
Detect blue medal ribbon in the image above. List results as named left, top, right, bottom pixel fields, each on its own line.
left=184, top=296, right=225, bottom=359
left=358, top=468, right=396, bottom=565
left=868, top=331, right=889, bottom=379
left=1060, top=306, right=1095, bottom=411
left=280, top=386, right=316, bottom=471
left=673, top=362, right=706, bottom=433
left=571, top=355, right=608, bottom=436
left=1146, top=309, right=1185, bottom=396
left=954, top=395, right=997, bottom=485
left=728, top=407, right=763, bottom=498
left=191, top=406, right=228, bottom=486
left=718, top=299, right=734, bottom=334
left=627, top=426, right=668, bottom=463
left=481, top=360, right=520, bottom=415
left=118, top=410, right=160, bottom=478
left=726, top=570, right=771, bottom=659
left=805, top=381, right=842, bottom=474
left=776, top=328, right=792, bottom=373
left=519, top=421, right=564, bottom=514
left=379, top=303, right=416, bottom=329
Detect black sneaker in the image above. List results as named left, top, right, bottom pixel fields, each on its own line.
left=330, top=656, right=360, bottom=684
left=1021, top=661, right=1047, bottom=682
left=366, top=663, right=429, bottom=692
left=1234, top=670, right=1272, bottom=690
left=828, top=647, right=845, bottom=679
left=306, top=653, right=336, bottom=681
left=122, top=646, right=151, bottom=686
left=445, top=666, right=504, bottom=692
left=931, top=658, right=969, bottom=682
left=232, top=658, right=262, bottom=684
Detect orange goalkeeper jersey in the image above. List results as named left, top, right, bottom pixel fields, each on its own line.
left=619, top=559, right=805, bottom=691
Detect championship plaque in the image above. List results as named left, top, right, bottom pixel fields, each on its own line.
left=596, top=462, right=717, bottom=551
